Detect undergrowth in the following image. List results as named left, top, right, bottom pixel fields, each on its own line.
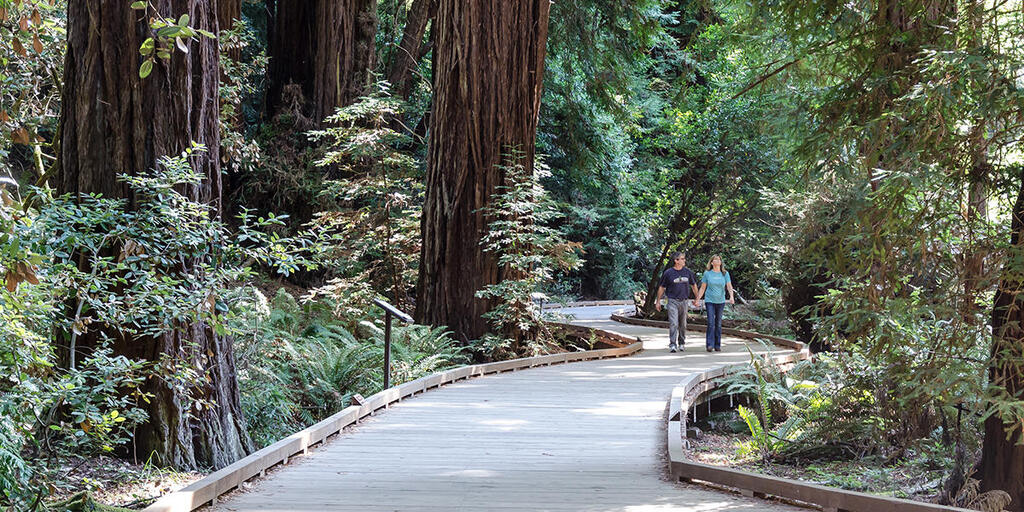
left=228, top=287, right=468, bottom=447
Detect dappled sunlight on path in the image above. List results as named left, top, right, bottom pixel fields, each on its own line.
left=208, top=305, right=802, bottom=512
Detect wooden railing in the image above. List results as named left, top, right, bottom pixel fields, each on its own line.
left=540, top=299, right=634, bottom=309
left=143, top=324, right=642, bottom=512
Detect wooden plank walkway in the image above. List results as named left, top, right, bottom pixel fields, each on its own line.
left=210, top=306, right=803, bottom=511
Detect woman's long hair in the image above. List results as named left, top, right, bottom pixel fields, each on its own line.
left=706, top=254, right=726, bottom=273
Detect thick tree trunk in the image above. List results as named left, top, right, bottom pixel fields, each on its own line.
left=981, top=173, right=1024, bottom=511
left=268, top=0, right=378, bottom=124
left=415, top=0, right=551, bottom=341
left=387, top=0, right=434, bottom=100
left=58, top=0, right=251, bottom=470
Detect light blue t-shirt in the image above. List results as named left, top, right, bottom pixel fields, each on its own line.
left=702, top=270, right=731, bottom=304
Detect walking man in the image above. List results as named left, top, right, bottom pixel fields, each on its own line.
left=655, top=252, right=700, bottom=352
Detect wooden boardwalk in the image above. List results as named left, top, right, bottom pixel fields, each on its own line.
left=210, top=306, right=802, bottom=511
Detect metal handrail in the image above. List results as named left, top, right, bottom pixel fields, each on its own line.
left=372, top=298, right=414, bottom=389
left=373, top=298, right=413, bottom=323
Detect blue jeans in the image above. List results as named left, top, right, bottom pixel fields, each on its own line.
left=706, top=302, right=724, bottom=350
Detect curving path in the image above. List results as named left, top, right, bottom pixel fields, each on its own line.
left=209, top=306, right=802, bottom=512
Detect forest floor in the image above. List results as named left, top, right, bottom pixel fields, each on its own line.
left=47, top=456, right=201, bottom=509
left=684, top=413, right=958, bottom=504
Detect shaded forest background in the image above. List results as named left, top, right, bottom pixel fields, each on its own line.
left=3, top=0, right=1024, bottom=510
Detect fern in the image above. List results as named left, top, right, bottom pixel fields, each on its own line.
left=230, top=286, right=470, bottom=447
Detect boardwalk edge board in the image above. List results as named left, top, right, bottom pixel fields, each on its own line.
left=663, top=324, right=971, bottom=512
left=142, top=322, right=641, bottom=512
left=540, top=299, right=634, bottom=309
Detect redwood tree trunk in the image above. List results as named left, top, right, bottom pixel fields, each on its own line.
left=387, top=0, right=434, bottom=100
left=268, top=0, right=378, bottom=124
left=218, top=0, right=241, bottom=59
left=58, top=0, right=251, bottom=470
left=981, top=172, right=1024, bottom=510
left=415, top=0, right=551, bottom=341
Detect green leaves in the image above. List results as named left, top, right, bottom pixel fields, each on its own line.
left=135, top=7, right=215, bottom=80
left=139, top=36, right=155, bottom=55
left=475, top=154, right=583, bottom=355
left=138, top=58, right=153, bottom=78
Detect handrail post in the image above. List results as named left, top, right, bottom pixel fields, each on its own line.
left=384, top=310, right=392, bottom=389
left=372, top=298, right=413, bottom=390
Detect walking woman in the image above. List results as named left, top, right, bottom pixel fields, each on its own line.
left=696, top=255, right=735, bottom=352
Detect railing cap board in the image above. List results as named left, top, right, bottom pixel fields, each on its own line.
left=670, top=460, right=970, bottom=512
left=542, top=299, right=633, bottom=309
left=395, top=378, right=427, bottom=398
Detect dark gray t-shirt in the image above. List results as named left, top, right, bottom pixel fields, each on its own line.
left=659, top=267, right=698, bottom=300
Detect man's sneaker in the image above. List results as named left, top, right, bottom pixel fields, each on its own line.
left=670, top=347, right=677, bottom=353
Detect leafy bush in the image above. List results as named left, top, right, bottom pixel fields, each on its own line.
left=0, top=149, right=325, bottom=508
left=476, top=155, right=583, bottom=358
left=303, top=83, right=423, bottom=314
left=724, top=341, right=980, bottom=465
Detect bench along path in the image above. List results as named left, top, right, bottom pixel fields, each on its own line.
left=210, top=306, right=802, bottom=511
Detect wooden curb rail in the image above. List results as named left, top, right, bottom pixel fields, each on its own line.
left=662, top=324, right=971, bottom=512
left=539, top=299, right=634, bottom=309
left=143, top=323, right=642, bottom=512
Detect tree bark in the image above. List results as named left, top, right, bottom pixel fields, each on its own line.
left=387, top=0, right=434, bottom=100
left=981, top=171, right=1024, bottom=510
left=268, top=0, right=378, bottom=124
left=217, top=0, right=241, bottom=61
left=58, top=0, right=251, bottom=470
left=415, top=0, right=551, bottom=342
left=641, top=242, right=670, bottom=316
